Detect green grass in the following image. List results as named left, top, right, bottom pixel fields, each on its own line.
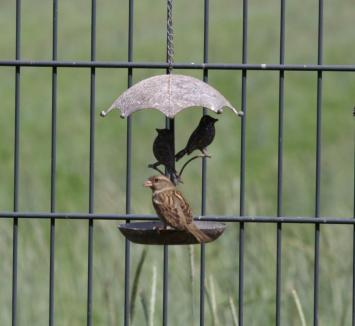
left=0, top=0, right=354, bottom=325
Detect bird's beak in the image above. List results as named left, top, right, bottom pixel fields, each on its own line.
left=144, top=180, right=153, bottom=188
left=213, top=118, right=218, bottom=122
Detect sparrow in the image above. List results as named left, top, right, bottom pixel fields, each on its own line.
left=144, top=175, right=211, bottom=243
left=175, top=115, right=218, bottom=161
left=149, top=128, right=179, bottom=183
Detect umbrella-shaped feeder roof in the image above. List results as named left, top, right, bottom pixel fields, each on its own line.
left=100, top=74, right=243, bottom=119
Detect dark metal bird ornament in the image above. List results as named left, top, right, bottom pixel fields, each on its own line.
left=148, top=128, right=179, bottom=183
left=175, top=115, right=218, bottom=161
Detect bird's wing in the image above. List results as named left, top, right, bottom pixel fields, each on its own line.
left=172, top=190, right=194, bottom=224
left=186, top=125, right=209, bottom=153
left=153, top=190, right=193, bottom=230
left=154, top=135, right=175, bottom=168
left=186, top=127, right=200, bottom=153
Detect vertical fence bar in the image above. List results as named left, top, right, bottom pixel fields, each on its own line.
left=49, top=0, right=58, bottom=325
left=124, top=0, right=134, bottom=324
left=238, top=0, right=248, bottom=325
left=353, top=108, right=355, bottom=325
left=162, top=243, right=169, bottom=326
left=87, top=0, right=96, bottom=325
left=276, top=0, right=285, bottom=324
left=313, top=0, right=323, bottom=325
left=162, top=122, right=171, bottom=326
left=12, top=1, right=21, bottom=325
left=199, top=0, right=209, bottom=325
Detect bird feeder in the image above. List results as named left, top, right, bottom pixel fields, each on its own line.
left=99, top=73, right=239, bottom=245
left=100, top=0, right=242, bottom=245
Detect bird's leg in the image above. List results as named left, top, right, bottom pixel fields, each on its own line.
left=201, top=148, right=211, bottom=158
left=154, top=222, right=167, bottom=233
left=168, top=167, right=183, bottom=185
left=178, top=154, right=205, bottom=178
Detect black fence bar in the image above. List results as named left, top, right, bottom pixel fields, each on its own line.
left=276, top=0, right=286, bottom=324
left=163, top=112, right=175, bottom=326
left=162, top=115, right=174, bottom=325
left=124, top=0, right=134, bottom=325
left=353, top=118, right=355, bottom=325
left=162, top=112, right=174, bottom=326
left=12, top=0, right=21, bottom=325
left=199, top=0, right=209, bottom=325
left=238, top=0, right=248, bottom=325
left=162, top=244, right=169, bottom=326
left=1, top=60, right=355, bottom=72
left=313, top=0, right=324, bottom=325
left=49, top=0, right=58, bottom=325
left=86, top=0, right=96, bottom=325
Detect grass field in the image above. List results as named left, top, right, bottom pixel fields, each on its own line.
left=0, top=0, right=354, bottom=325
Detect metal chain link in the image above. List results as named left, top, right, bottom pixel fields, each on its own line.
left=167, top=0, right=174, bottom=72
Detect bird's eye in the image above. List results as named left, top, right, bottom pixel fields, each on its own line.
left=154, top=178, right=159, bottom=183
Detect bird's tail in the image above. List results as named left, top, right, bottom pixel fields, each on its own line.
left=175, top=148, right=187, bottom=161
left=186, top=223, right=211, bottom=243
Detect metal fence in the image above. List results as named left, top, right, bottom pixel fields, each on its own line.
left=0, top=0, right=354, bottom=326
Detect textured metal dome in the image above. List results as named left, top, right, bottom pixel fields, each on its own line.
left=100, top=74, right=243, bottom=118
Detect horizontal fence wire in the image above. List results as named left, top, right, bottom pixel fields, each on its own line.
left=0, top=212, right=354, bottom=223
left=0, top=60, right=355, bottom=71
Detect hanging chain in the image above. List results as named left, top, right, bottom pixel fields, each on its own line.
left=167, top=0, right=174, bottom=73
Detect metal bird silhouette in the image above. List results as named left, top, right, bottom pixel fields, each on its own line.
left=175, top=115, right=218, bottom=161
left=148, top=128, right=179, bottom=183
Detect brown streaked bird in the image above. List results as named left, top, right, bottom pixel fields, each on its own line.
left=150, top=128, right=179, bottom=182
left=175, top=115, right=218, bottom=161
left=144, top=175, right=211, bottom=243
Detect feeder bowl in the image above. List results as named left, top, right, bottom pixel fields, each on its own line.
left=118, top=221, right=226, bottom=245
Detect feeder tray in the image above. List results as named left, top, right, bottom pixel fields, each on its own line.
left=118, top=221, right=226, bottom=245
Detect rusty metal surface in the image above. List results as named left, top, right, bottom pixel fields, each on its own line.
left=100, top=74, right=242, bottom=118
left=118, top=221, right=226, bottom=245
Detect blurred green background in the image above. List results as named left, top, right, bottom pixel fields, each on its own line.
left=0, top=0, right=354, bottom=325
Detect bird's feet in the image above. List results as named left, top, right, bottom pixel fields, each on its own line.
left=154, top=224, right=170, bottom=233
left=201, top=149, right=211, bottom=158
